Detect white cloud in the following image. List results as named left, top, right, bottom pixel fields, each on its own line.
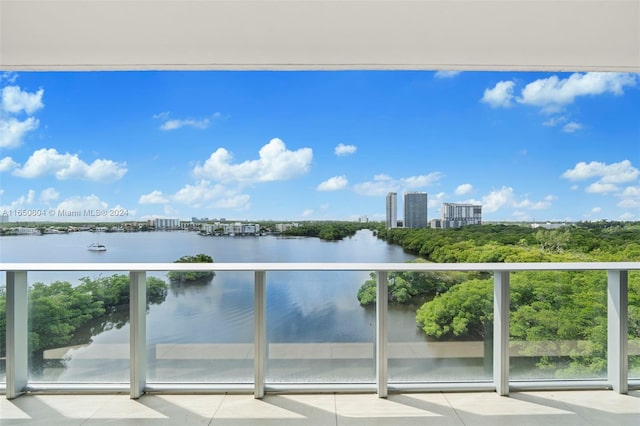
left=0, top=87, right=43, bottom=150
left=561, top=160, right=639, bottom=184
left=212, top=194, right=250, bottom=209
left=455, top=183, right=473, bottom=195
left=154, top=112, right=221, bottom=131
left=193, top=138, right=312, bottom=184
left=428, top=192, right=446, bottom=208
left=172, top=180, right=229, bottom=206
left=484, top=73, right=637, bottom=131
left=401, top=173, right=443, bottom=188
left=353, top=175, right=396, bottom=196
left=586, top=182, right=619, bottom=193
left=0, top=117, right=39, bottom=148
left=481, top=81, right=515, bottom=108
left=160, top=118, right=210, bottom=131
left=301, top=209, right=314, bottom=218
left=619, top=212, right=636, bottom=220
left=0, top=156, right=19, bottom=172
left=591, top=207, right=602, bottom=213
left=353, top=172, right=443, bottom=196
left=25, top=189, right=35, bottom=204
left=334, top=143, right=357, bottom=156
left=518, top=72, right=637, bottom=111
left=0, top=189, right=36, bottom=211
left=618, top=199, right=640, bottom=209
left=12, top=148, right=128, bottom=182
left=434, top=71, right=462, bottom=79
left=163, top=205, right=180, bottom=217
left=562, top=122, right=583, bottom=133
left=480, top=186, right=554, bottom=213
left=149, top=179, right=251, bottom=211
left=374, top=173, right=393, bottom=181
left=1, top=72, right=18, bottom=84
left=55, top=195, right=108, bottom=212
left=617, top=186, right=640, bottom=209
left=317, top=175, right=348, bottom=191
left=542, top=115, right=568, bottom=127
left=621, top=186, right=640, bottom=198
left=1, top=86, right=44, bottom=114
left=39, top=187, right=59, bottom=203
left=514, top=199, right=553, bottom=210
left=153, top=112, right=170, bottom=120
left=482, top=187, right=515, bottom=213
left=139, top=190, right=169, bottom=204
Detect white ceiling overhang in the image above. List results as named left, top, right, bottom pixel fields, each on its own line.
left=0, top=0, right=639, bottom=72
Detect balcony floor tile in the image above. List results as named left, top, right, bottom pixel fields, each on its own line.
left=1, top=390, right=638, bottom=425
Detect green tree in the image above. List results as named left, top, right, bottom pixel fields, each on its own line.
left=536, top=229, right=570, bottom=253
left=167, top=253, right=215, bottom=283
left=283, top=221, right=378, bottom=241
left=415, top=278, right=493, bottom=339
left=357, top=259, right=471, bottom=306
left=413, top=270, right=640, bottom=376
left=0, top=275, right=169, bottom=356
left=29, top=281, right=104, bottom=352
left=356, top=273, right=377, bottom=306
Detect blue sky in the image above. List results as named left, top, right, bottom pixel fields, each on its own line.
left=0, top=70, right=638, bottom=223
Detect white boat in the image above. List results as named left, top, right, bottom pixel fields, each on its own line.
left=88, top=243, right=107, bottom=252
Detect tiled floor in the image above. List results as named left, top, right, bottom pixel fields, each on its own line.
left=1, top=390, right=638, bottom=425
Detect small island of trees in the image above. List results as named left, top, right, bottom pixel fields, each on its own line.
left=167, top=253, right=216, bottom=284
left=283, top=221, right=379, bottom=241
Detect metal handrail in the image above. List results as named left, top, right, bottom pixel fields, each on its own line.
left=3, top=261, right=639, bottom=271
left=2, top=262, right=638, bottom=400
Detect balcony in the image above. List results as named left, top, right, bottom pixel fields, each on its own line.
left=2, top=390, right=639, bottom=425
left=2, top=262, right=639, bottom=409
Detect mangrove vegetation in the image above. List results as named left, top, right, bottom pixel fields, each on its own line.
left=358, top=221, right=640, bottom=376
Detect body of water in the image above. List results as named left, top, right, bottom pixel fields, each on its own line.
left=4, top=229, right=461, bottom=383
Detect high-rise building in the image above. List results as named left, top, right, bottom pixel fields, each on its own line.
left=386, top=192, right=397, bottom=229
left=441, top=202, right=482, bottom=228
left=404, top=192, right=428, bottom=229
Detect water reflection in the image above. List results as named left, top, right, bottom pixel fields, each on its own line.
left=169, top=274, right=215, bottom=297
left=3, top=230, right=417, bottom=382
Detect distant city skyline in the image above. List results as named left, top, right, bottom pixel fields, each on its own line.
left=0, top=71, right=639, bottom=223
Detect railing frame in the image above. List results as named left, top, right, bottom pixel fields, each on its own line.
left=2, top=262, right=639, bottom=399
left=130, top=271, right=147, bottom=399
left=494, top=270, right=510, bottom=396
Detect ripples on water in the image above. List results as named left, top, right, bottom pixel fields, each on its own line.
left=2, top=230, right=437, bottom=381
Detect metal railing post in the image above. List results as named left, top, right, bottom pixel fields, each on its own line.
left=254, top=270, right=267, bottom=399
left=608, top=270, right=628, bottom=394
left=130, top=271, right=147, bottom=399
left=6, top=271, right=28, bottom=399
left=493, top=270, right=509, bottom=396
left=376, top=270, right=388, bottom=398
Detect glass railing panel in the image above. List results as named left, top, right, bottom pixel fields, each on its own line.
left=386, top=270, right=493, bottom=382
left=0, top=283, right=5, bottom=385
left=510, top=270, right=608, bottom=381
left=630, top=270, right=640, bottom=380
left=266, top=271, right=375, bottom=383
left=146, top=270, right=254, bottom=383
left=27, top=271, right=130, bottom=382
